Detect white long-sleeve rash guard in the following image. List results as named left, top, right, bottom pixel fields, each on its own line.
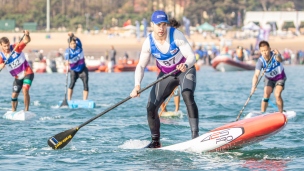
left=134, top=28, right=196, bottom=86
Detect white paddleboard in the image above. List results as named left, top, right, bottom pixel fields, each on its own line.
left=244, top=111, right=296, bottom=120
left=2, top=110, right=36, bottom=121
left=159, top=112, right=292, bottom=153
left=160, top=110, right=183, bottom=117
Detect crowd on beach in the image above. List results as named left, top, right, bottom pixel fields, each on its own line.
left=4, top=21, right=303, bottom=74
left=20, top=42, right=303, bottom=74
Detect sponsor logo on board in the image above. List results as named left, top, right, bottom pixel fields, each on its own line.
left=200, top=128, right=244, bottom=144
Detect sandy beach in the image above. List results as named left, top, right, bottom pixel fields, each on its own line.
left=1, top=31, right=304, bottom=60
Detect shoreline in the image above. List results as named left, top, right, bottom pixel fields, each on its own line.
left=1, top=32, right=303, bottom=60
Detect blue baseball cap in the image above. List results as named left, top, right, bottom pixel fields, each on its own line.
left=151, top=10, right=169, bottom=24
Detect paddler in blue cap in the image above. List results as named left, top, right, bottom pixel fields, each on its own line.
left=130, top=10, right=199, bottom=148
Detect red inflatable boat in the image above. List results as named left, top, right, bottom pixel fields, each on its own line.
left=212, top=55, right=255, bottom=72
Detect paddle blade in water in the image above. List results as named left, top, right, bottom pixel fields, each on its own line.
left=60, top=99, right=68, bottom=107
left=47, top=127, right=78, bottom=150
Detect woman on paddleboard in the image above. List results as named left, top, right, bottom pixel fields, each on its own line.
left=251, top=40, right=286, bottom=113
left=65, top=32, right=89, bottom=100
left=130, top=10, right=199, bottom=148
left=0, top=30, right=33, bottom=112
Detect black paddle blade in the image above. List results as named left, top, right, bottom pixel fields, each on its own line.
left=60, top=98, right=68, bottom=107
left=47, top=127, right=78, bottom=150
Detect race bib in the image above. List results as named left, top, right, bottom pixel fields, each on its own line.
left=161, top=57, right=176, bottom=66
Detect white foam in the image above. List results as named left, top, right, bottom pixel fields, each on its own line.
left=96, top=103, right=111, bottom=107
left=0, top=107, right=11, bottom=110
left=51, top=105, right=71, bottom=109
left=33, top=100, right=41, bottom=106
left=39, top=115, right=63, bottom=121
left=42, top=146, right=53, bottom=151
left=284, top=111, right=296, bottom=119
left=51, top=105, right=60, bottom=109
left=118, top=139, right=150, bottom=149
left=244, top=111, right=261, bottom=119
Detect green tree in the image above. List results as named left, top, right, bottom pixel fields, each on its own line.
left=0, top=0, right=301, bottom=31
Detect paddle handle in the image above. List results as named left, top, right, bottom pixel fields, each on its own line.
left=0, top=34, right=25, bottom=72
left=236, top=54, right=275, bottom=121
left=78, top=69, right=179, bottom=129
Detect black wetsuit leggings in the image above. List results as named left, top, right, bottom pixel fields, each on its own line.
left=69, top=67, right=89, bottom=91
left=146, top=66, right=199, bottom=139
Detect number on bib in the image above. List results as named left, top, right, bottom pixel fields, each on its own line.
left=269, top=70, right=278, bottom=76
left=8, top=59, right=20, bottom=69
left=162, top=57, right=176, bottom=66
left=71, top=56, right=80, bottom=62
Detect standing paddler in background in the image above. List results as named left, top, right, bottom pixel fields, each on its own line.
left=0, top=30, right=33, bottom=111
left=130, top=10, right=199, bottom=148
left=251, top=40, right=286, bottom=113
left=65, top=32, right=89, bottom=100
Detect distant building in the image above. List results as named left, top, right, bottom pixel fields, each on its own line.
left=244, top=11, right=304, bottom=31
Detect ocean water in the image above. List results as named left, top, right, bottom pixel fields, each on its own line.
left=0, top=66, right=303, bottom=170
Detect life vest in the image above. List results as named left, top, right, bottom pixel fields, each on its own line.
left=65, top=38, right=85, bottom=72
left=0, top=46, right=30, bottom=79
left=259, top=52, right=286, bottom=81
left=149, top=27, right=186, bottom=73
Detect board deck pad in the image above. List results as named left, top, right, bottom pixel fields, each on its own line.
left=58, top=100, right=95, bottom=109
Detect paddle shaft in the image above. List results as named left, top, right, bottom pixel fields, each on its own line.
left=236, top=54, right=276, bottom=121
left=159, top=87, right=177, bottom=117
left=63, top=65, right=69, bottom=99
left=60, top=66, right=69, bottom=107
left=0, top=34, right=25, bottom=72
left=64, top=46, right=70, bottom=99
left=59, top=43, right=70, bottom=107
left=64, top=49, right=70, bottom=100
left=78, top=69, right=179, bottom=129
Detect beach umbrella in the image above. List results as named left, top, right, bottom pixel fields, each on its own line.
left=198, top=22, right=215, bottom=31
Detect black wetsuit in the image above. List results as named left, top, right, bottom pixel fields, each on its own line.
left=147, top=66, right=199, bottom=139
